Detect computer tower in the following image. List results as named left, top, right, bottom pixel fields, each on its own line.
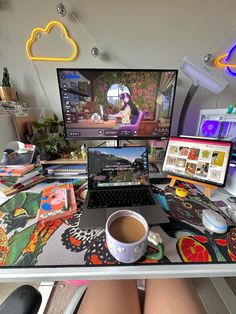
left=197, top=109, right=236, bottom=166
left=197, top=109, right=236, bottom=195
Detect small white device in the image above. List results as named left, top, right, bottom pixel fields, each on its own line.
left=202, top=209, right=227, bottom=234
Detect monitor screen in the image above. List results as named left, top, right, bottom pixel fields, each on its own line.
left=87, top=146, right=149, bottom=188
left=57, top=69, right=178, bottom=139
left=162, top=137, right=232, bottom=187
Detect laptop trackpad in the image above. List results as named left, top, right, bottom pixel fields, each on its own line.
left=106, top=207, right=141, bottom=220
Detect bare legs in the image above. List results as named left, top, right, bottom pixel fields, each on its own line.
left=78, top=280, right=141, bottom=314
left=144, top=279, right=206, bottom=314
left=78, top=279, right=205, bottom=314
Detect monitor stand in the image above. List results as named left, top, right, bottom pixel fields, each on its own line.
left=97, top=139, right=134, bottom=147
left=150, top=177, right=171, bottom=185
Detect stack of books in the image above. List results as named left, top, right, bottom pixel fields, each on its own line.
left=0, top=165, right=46, bottom=197
left=37, top=183, right=77, bottom=222
left=0, top=164, right=35, bottom=176
left=46, top=164, right=87, bottom=179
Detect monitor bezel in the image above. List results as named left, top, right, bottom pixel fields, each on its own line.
left=56, top=68, right=178, bottom=140
left=162, top=136, right=233, bottom=188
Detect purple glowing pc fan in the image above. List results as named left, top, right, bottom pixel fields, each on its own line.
left=199, top=120, right=220, bottom=137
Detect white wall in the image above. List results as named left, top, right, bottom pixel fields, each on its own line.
left=0, top=115, right=17, bottom=154
left=1, top=0, right=236, bottom=137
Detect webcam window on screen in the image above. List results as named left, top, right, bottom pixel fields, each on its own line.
left=162, top=137, right=232, bottom=187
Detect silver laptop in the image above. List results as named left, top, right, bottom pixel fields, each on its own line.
left=79, top=146, right=169, bottom=229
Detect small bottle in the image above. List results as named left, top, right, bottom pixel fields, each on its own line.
left=227, top=104, right=235, bottom=114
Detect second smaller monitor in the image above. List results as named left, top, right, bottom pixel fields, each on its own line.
left=162, top=137, right=232, bottom=187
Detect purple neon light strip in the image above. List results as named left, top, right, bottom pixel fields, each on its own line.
left=226, top=44, right=236, bottom=76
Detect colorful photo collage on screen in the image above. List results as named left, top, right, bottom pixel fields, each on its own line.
left=163, top=138, right=231, bottom=185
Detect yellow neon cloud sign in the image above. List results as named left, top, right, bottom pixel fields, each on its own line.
left=26, top=20, right=78, bottom=61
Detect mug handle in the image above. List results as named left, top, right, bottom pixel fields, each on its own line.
left=145, top=231, right=164, bottom=261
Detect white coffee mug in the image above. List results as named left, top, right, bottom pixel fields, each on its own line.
left=105, top=210, right=164, bottom=264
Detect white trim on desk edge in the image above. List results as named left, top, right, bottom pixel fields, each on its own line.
left=0, top=264, right=235, bottom=282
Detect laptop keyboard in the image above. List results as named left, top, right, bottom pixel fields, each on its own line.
left=88, top=189, right=155, bottom=209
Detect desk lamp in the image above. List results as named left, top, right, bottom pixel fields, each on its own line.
left=177, top=56, right=229, bottom=136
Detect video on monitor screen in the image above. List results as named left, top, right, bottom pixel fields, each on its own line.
left=57, top=69, right=178, bottom=139
left=162, top=137, right=232, bottom=187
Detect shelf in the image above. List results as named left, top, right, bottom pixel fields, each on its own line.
left=40, top=158, right=87, bottom=165
left=41, top=156, right=161, bottom=165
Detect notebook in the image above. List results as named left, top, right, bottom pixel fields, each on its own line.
left=0, top=164, right=35, bottom=177
left=37, top=183, right=77, bottom=222
left=79, top=146, right=169, bottom=229
left=47, top=164, right=87, bottom=175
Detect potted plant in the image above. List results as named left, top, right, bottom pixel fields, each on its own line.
left=32, top=114, right=69, bottom=160
left=0, top=67, right=17, bottom=101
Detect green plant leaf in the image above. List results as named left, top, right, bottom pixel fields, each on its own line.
left=53, top=114, right=58, bottom=121
left=0, top=192, right=27, bottom=213
left=32, top=121, right=44, bottom=128
left=32, top=114, right=67, bottom=158
left=5, top=224, right=36, bottom=265
left=23, top=193, right=41, bottom=216
left=36, top=134, right=49, bottom=143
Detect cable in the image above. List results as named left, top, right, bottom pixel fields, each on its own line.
left=32, top=1, right=127, bottom=122
left=215, top=93, right=219, bottom=109
left=65, top=0, right=127, bottom=68
left=32, top=62, right=51, bottom=120
left=196, top=23, right=236, bottom=59
left=67, top=6, right=94, bottom=43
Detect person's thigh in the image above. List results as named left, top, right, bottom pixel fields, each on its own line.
left=78, top=280, right=141, bottom=314
left=144, top=278, right=206, bottom=314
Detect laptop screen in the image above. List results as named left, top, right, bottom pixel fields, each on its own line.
left=88, top=146, right=149, bottom=188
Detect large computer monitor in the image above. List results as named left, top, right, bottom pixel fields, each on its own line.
left=162, top=136, right=232, bottom=187
left=57, top=69, right=178, bottom=139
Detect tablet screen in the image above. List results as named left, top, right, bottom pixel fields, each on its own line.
left=162, top=137, right=232, bottom=187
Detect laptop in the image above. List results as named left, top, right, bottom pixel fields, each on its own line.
left=79, top=146, right=169, bottom=229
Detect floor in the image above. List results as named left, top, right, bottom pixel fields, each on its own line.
left=0, top=278, right=235, bottom=313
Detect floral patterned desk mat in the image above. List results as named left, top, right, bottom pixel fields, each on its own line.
left=0, top=181, right=235, bottom=267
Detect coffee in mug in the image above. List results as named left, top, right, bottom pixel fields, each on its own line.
left=109, top=215, right=146, bottom=243
left=106, top=210, right=164, bottom=263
